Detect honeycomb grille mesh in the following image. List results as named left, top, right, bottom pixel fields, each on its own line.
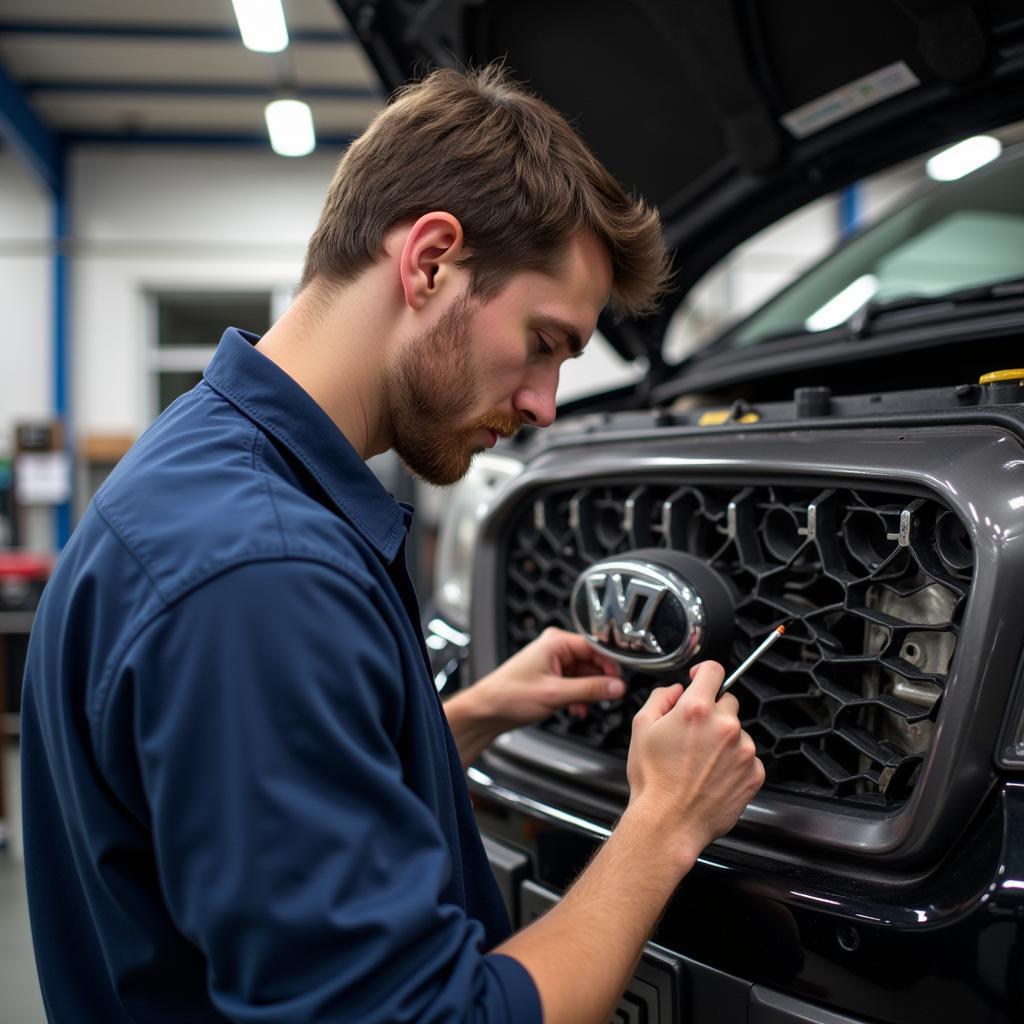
left=503, top=481, right=973, bottom=808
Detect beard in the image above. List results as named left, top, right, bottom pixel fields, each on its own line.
left=382, top=293, right=521, bottom=486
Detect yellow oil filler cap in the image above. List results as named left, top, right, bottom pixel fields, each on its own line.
left=979, top=369, right=1024, bottom=384
left=698, top=409, right=761, bottom=426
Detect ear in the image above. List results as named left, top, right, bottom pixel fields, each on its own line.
left=398, top=212, right=466, bottom=310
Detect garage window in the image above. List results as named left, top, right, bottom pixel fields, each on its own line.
left=149, top=292, right=272, bottom=415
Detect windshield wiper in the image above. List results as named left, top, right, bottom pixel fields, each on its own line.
left=706, top=275, right=1024, bottom=355
left=846, top=275, right=1024, bottom=339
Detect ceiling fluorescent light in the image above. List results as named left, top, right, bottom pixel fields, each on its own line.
left=926, top=135, right=1002, bottom=181
left=231, top=0, right=289, bottom=53
left=805, top=274, right=878, bottom=332
left=265, top=99, right=316, bottom=157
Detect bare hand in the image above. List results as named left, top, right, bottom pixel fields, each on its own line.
left=626, top=660, right=764, bottom=871
left=464, top=626, right=625, bottom=733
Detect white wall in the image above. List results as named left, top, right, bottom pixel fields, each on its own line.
left=0, top=144, right=343, bottom=443
left=70, top=146, right=341, bottom=437
left=0, top=150, right=52, bottom=458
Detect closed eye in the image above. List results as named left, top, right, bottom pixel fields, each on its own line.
left=536, top=331, right=555, bottom=357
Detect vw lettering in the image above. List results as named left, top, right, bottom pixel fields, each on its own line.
left=570, top=557, right=707, bottom=671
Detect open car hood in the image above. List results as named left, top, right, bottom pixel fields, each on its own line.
left=336, top=0, right=1024, bottom=367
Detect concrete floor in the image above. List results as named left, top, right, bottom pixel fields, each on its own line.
left=1, top=742, right=47, bottom=1023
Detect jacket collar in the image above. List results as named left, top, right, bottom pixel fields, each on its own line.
left=204, top=327, right=410, bottom=563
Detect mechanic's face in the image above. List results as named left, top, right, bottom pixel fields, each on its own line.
left=385, top=231, right=612, bottom=485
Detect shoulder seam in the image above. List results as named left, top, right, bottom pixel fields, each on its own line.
left=252, top=426, right=289, bottom=556
left=93, top=495, right=170, bottom=604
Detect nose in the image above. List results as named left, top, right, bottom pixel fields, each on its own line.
left=512, top=378, right=558, bottom=429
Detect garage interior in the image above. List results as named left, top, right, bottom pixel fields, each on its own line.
left=2, top=3, right=1022, bottom=1021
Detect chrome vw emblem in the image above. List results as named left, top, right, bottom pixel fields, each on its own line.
left=581, top=572, right=666, bottom=655
left=570, top=557, right=707, bottom=670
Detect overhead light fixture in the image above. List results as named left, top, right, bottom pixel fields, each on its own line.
left=231, top=0, right=289, bottom=53
left=265, top=99, right=316, bottom=157
left=805, top=274, right=878, bottom=332
left=925, top=135, right=1002, bottom=181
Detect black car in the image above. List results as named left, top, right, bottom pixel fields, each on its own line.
left=341, top=3, right=1024, bottom=1021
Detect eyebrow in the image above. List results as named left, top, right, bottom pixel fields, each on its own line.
left=541, top=317, right=586, bottom=357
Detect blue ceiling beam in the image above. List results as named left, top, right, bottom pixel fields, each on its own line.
left=0, top=22, right=353, bottom=44
left=0, top=55, right=61, bottom=193
left=25, top=81, right=381, bottom=101
left=63, top=130, right=356, bottom=148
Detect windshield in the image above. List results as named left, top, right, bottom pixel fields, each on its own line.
left=724, top=148, right=1024, bottom=349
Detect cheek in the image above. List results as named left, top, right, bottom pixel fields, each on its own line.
left=469, top=331, right=528, bottom=391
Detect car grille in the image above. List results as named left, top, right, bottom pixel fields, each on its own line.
left=503, top=481, right=974, bottom=809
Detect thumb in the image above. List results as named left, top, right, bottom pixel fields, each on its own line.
left=683, top=660, right=725, bottom=702
left=633, top=683, right=684, bottom=726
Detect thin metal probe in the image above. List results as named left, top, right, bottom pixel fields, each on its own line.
left=717, top=625, right=786, bottom=699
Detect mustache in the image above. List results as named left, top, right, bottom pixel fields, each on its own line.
left=472, top=410, right=523, bottom=439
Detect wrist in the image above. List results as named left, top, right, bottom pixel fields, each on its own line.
left=443, top=685, right=504, bottom=766
left=447, top=677, right=507, bottom=735
left=619, top=795, right=705, bottom=878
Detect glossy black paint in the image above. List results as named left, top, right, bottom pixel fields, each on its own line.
left=470, top=778, right=1024, bottom=1023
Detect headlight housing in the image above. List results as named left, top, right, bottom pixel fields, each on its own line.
left=433, top=452, right=523, bottom=628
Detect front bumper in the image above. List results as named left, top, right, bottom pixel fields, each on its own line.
left=470, top=773, right=1024, bottom=1024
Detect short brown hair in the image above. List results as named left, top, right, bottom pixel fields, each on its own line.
left=301, top=65, right=670, bottom=318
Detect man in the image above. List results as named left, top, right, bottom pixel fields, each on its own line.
left=22, top=66, right=763, bottom=1022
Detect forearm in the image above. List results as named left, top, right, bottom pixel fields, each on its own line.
left=443, top=688, right=499, bottom=768
left=495, top=804, right=698, bottom=1024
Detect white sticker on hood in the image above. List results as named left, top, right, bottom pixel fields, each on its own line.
left=781, top=61, right=921, bottom=139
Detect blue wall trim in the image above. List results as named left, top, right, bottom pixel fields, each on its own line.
left=24, top=80, right=381, bottom=101
left=839, top=184, right=862, bottom=240
left=53, top=148, right=71, bottom=548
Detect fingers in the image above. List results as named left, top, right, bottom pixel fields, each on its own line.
left=564, top=659, right=619, bottom=681
left=556, top=674, right=626, bottom=707
left=541, top=627, right=622, bottom=678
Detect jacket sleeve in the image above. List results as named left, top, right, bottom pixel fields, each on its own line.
left=120, top=558, right=541, bottom=1024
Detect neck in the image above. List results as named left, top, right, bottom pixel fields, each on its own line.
left=255, top=277, right=397, bottom=459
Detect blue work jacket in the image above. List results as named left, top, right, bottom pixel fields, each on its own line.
left=21, top=328, right=541, bottom=1023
